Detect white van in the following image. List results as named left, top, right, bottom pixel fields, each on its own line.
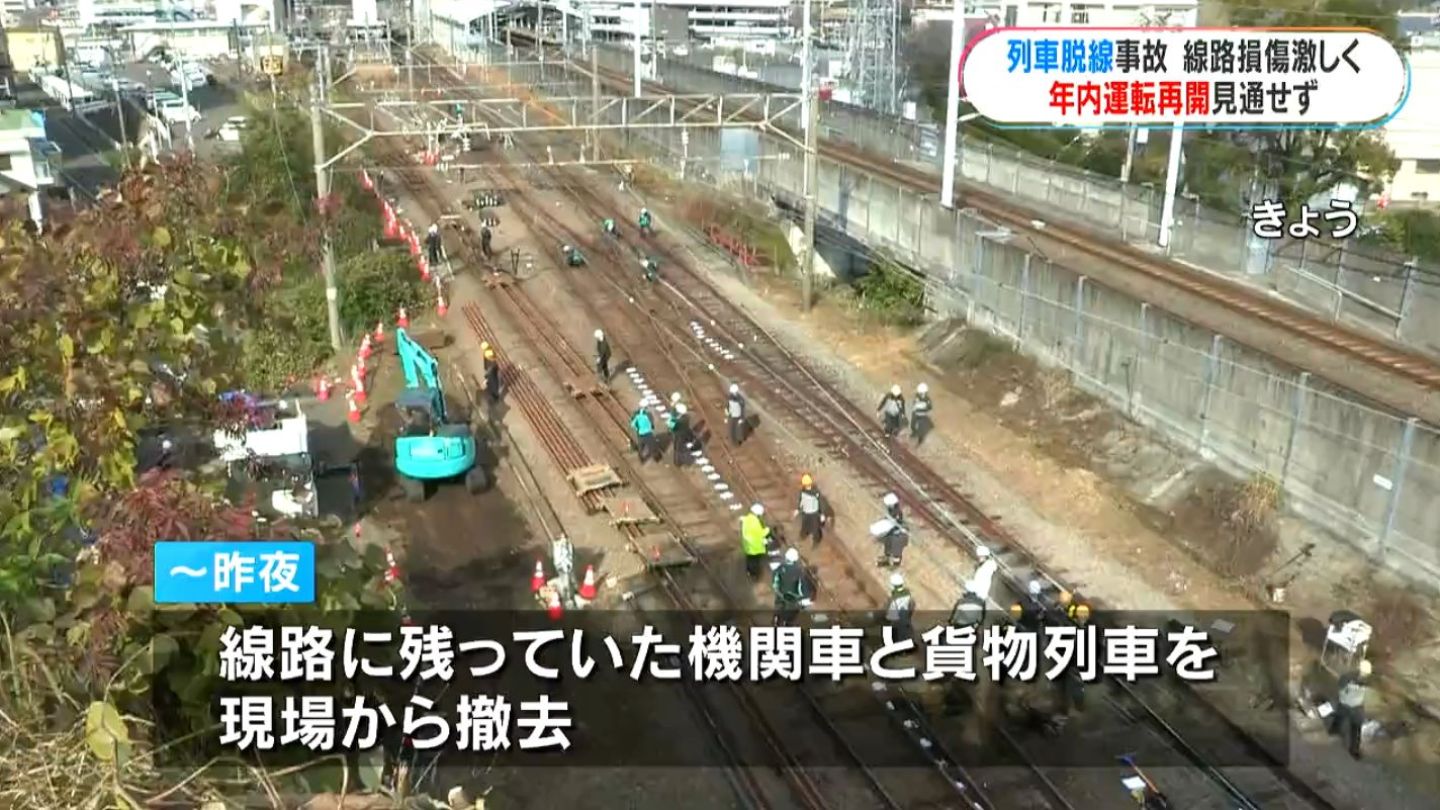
left=159, top=98, right=201, bottom=124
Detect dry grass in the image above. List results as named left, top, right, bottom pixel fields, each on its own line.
left=1202, top=474, right=1283, bottom=578
left=1367, top=586, right=1432, bottom=665
left=1038, top=369, right=1071, bottom=410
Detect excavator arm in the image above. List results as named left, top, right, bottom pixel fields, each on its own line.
left=396, top=328, right=447, bottom=423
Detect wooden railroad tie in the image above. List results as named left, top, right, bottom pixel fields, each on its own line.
left=482, top=273, right=516, bottom=289
left=567, top=464, right=622, bottom=497
left=603, top=496, right=659, bottom=527
left=563, top=379, right=604, bottom=399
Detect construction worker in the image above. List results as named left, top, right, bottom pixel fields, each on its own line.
left=480, top=224, right=493, bottom=258
left=1015, top=580, right=1047, bottom=632
left=950, top=585, right=986, bottom=628
left=594, top=329, right=612, bottom=382
left=725, top=383, right=747, bottom=445
left=741, top=503, right=772, bottom=580
left=669, top=391, right=683, bottom=409
left=911, top=382, right=933, bottom=445
left=667, top=403, right=692, bottom=467
left=876, top=492, right=907, bottom=568
left=482, top=348, right=500, bottom=404
left=1333, top=659, right=1371, bottom=759
left=971, top=546, right=998, bottom=605
left=884, top=572, right=915, bottom=643
left=602, top=217, right=617, bottom=236
left=641, top=256, right=659, bottom=282
left=793, top=473, right=825, bottom=545
left=638, top=207, right=653, bottom=236
left=425, top=222, right=444, bottom=266
left=562, top=244, right=585, bottom=267
left=631, top=404, right=656, bottom=463
left=772, top=547, right=812, bottom=626
left=877, top=384, right=906, bottom=439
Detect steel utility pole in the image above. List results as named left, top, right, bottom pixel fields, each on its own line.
left=940, top=0, right=967, bottom=208
left=632, top=7, right=643, bottom=98
left=801, top=87, right=820, bottom=313
left=311, top=46, right=344, bottom=352
left=590, top=44, right=600, bottom=159
left=1157, top=122, right=1183, bottom=250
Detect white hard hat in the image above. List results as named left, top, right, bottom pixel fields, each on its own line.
left=161, top=438, right=174, bottom=451
left=429, top=223, right=439, bottom=232
left=594, top=329, right=604, bottom=339
left=883, top=492, right=899, bottom=506
left=1028, top=580, right=1042, bottom=596
left=642, top=207, right=649, bottom=213
left=670, top=392, right=682, bottom=403
left=890, top=384, right=901, bottom=396
left=729, top=384, right=739, bottom=395
left=917, top=382, right=929, bottom=394
left=675, top=403, right=687, bottom=415
left=750, top=503, right=765, bottom=516
left=889, top=572, right=904, bottom=588
left=784, top=547, right=799, bottom=563
left=1359, top=660, right=1373, bottom=677
left=976, top=546, right=991, bottom=559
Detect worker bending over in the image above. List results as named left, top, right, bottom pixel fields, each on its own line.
left=878, top=384, right=906, bottom=439
left=641, top=256, right=659, bottom=283
left=631, top=404, right=657, bottom=463
left=911, top=382, right=933, bottom=445
left=772, top=547, right=812, bottom=626
left=794, top=473, right=826, bottom=545
left=885, top=572, right=915, bottom=643
left=1333, top=659, right=1372, bottom=759
left=638, top=207, right=653, bottom=236
left=876, top=492, right=908, bottom=567
left=725, top=384, right=747, bottom=445
left=562, top=244, right=585, bottom=267
left=740, top=503, right=772, bottom=580
left=602, top=217, right=618, bottom=236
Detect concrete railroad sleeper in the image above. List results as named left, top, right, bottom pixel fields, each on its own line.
left=387, top=49, right=1331, bottom=810
left=502, top=28, right=1440, bottom=399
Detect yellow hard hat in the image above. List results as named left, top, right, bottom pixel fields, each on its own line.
left=1009, top=603, right=1024, bottom=619
left=1075, top=604, right=1091, bottom=621
left=1058, top=590, right=1073, bottom=606
left=801, top=473, right=813, bottom=487
left=484, top=349, right=495, bottom=359
left=481, top=341, right=490, bottom=351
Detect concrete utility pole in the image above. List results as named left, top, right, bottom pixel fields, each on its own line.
left=111, top=77, right=130, bottom=168
left=1158, top=122, right=1183, bottom=250
left=177, top=52, right=195, bottom=153
left=940, top=0, right=967, bottom=208
left=590, top=44, right=600, bottom=159
left=1119, top=124, right=1137, bottom=184
left=801, top=0, right=812, bottom=133
left=632, top=7, right=643, bottom=98
left=801, top=88, right=820, bottom=313
left=311, top=46, right=344, bottom=352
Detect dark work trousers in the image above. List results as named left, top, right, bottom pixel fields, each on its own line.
left=672, top=428, right=691, bottom=466
left=635, top=433, right=656, bottom=463
left=1056, top=673, right=1085, bottom=714
left=349, top=470, right=363, bottom=511
left=728, top=416, right=745, bottom=445
left=481, top=231, right=493, bottom=258
left=910, top=413, right=932, bottom=445
left=426, top=243, right=442, bottom=266
left=880, top=530, right=907, bottom=566
left=1334, top=705, right=1365, bottom=758
left=745, top=553, right=766, bottom=580
left=596, top=354, right=611, bottom=382
left=800, top=512, right=822, bottom=544
left=882, top=413, right=902, bottom=438
left=484, top=363, right=500, bottom=404
left=774, top=598, right=801, bottom=626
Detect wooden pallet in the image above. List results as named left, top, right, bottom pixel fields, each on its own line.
left=567, top=464, right=622, bottom=497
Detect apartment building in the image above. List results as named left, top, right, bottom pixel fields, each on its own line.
left=913, top=0, right=1197, bottom=28
left=567, top=0, right=791, bottom=41
left=1378, top=38, right=1440, bottom=206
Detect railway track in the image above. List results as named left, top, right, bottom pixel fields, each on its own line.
left=497, top=28, right=1440, bottom=406
left=355, top=48, right=1341, bottom=810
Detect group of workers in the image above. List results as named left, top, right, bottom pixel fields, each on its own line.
left=627, top=387, right=695, bottom=468
left=877, top=382, right=935, bottom=444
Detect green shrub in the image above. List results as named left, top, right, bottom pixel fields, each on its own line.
left=855, top=260, right=926, bottom=325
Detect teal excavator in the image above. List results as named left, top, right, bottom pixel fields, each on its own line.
left=394, top=329, right=488, bottom=501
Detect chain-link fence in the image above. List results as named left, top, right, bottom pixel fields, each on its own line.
left=453, top=39, right=1440, bottom=583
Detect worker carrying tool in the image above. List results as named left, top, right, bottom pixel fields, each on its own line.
left=741, top=503, right=773, bottom=580
left=772, top=547, right=812, bottom=626
left=725, top=383, right=747, bottom=445
left=666, top=403, right=692, bottom=467
left=1332, top=659, right=1372, bottom=759
left=878, top=384, right=906, bottom=439
left=425, top=222, right=445, bottom=266
left=873, top=492, right=908, bottom=568
left=885, top=572, right=915, bottom=643
left=602, top=217, right=618, bottom=236
left=594, top=329, right=612, bottom=382
left=793, top=473, right=826, bottom=545
left=562, top=244, right=585, bottom=267
left=480, top=224, right=493, bottom=258
left=483, top=348, right=501, bottom=405
left=911, top=382, right=933, bottom=445
left=641, top=256, right=659, bottom=283
left=638, top=207, right=653, bottom=236
left=631, top=404, right=657, bottom=463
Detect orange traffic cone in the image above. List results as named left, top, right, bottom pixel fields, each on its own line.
left=397, top=306, right=409, bottom=329
left=578, top=565, right=598, bottom=600
left=361, top=169, right=374, bottom=191
left=373, top=321, right=386, bottom=344
left=316, top=375, right=332, bottom=402
left=530, top=560, right=546, bottom=592
left=359, top=333, right=373, bottom=361
left=418, top=256, right=431, bottom=282
left=385, top=549, right=401, bottom=583
left=346, top=392, right=361, bottom=422
left=409, top=233, right=421, bottom=257
left=546, top=589, right=564, bottom=620
left=351, top=365, right=367, bottom=405
left=436, top=290, right=448, bottom=318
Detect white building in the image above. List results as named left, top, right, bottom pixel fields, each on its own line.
left=120, top=20, right=269, bottom=59
left=0, top=108, right=60, bottom=229
left=913, top=0, right=1197, bottom=28
left=1378, top=40, right=1440, bottom=206
left=544, top=0, right=790, bottom=41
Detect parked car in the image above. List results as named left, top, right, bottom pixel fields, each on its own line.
left=159, top=99, right=201, bottom=125
left=218, top=116, right=248, bottom=142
